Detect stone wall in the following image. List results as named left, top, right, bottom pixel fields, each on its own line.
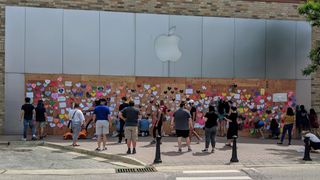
left=0, top=0, right=309, bottom=134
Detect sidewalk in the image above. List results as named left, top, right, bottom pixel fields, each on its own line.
left=43, top=135, right=320, bottom=167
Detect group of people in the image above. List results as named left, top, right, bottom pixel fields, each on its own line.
left=21, top=96, right=320, bottom=154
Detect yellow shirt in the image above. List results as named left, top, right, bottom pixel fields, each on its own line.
left=284, top=115, right=295, bottom=124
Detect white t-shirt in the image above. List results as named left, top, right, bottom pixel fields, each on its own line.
left=69, top=109, right=85, bottom=123
left=304, top=133, right=320, bottom=143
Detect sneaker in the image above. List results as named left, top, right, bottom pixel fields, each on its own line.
left=150, top=140, right=156, bottom=144
left=126, top=148, right=131, bottom=154
left=102, top=147, right=107, bottom=151
left=21, top=138, right=27, bottom=141
left=188, top=148, right=192, bottom=152
left=31, top=137, right=37, bottom=141
left=202, top=149, right=208, bottom=152
left=132, top=148, right=136, bottom=154
left=288, top=142, right=291, bottom=145
left=277, top=142, right=283, bottom=145
left=92, top=136, right=97, bottom=140
left=95, top=147, right=101, bottom=151
left=178, top=148, right=182, bottom=152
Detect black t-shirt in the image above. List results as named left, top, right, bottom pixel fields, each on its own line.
left=205, top=111, right=218, bottom=128
left=35, top=107, right=46, bottom=122
left=190, top=106, right=196, bottom=121
left=21, top=104, right=34, bottom=120
left=119, top=103, right=129, bottom=120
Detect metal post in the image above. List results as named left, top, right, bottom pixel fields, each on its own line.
left=230, top=135, right=239, bottom=163
left=303, top=136, right=312, bottom=161
left=153, top=136, right=162, bottom=164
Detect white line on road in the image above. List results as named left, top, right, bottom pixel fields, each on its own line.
left=183, top=170, right=240, bottom=174
left=176, top=176, right=251, bottom=180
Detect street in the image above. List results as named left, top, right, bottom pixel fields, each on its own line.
left=1, top=141, right=320, bottom=180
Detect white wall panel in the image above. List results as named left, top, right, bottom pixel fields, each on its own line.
left=169, top=15, right=202, bottom=77
left=135, top=13, right=169, bottom=76
left=63, top=9, right=99, bottom=75
left=100, top=12, right=135, bottom=76
left=4, top=73, right=25, bottom=134
left=25, top=7, right=63, bottom=74
left=235, top=18, right=266, bottom=78
left=296, top=21, right=312, bottom=80
left=266, top=20, right=296, bottom=79
left=202, top=17, right=234, bottom=78
left=5, top=6, right=25, bottom=73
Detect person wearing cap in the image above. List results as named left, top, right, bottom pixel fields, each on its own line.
left=119, top=100, right=140, bottom=154
left=93, top=98, right=111, bottom=151
left=171, top=101, right=193, bottom=152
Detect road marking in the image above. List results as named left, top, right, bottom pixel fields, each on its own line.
left=183, top=170, right=240, bottom=174
left=176, top=177, right=251, bottom=180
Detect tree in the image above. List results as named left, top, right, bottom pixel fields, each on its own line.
left=299, top=0, right=320, bottom=75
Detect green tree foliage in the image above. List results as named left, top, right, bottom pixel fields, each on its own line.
left=299, top=0, right=320, bottom=75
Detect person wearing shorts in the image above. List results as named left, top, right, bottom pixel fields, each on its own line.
left=171, top=102, right=192, bottom=152
left=119, top=101, right=139, bottom=154
left=93, top=99, right=111, bottom=151
left=35, top=100, right=47, bottom=140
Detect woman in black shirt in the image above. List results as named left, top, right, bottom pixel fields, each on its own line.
left=225, top=106, right=238, bottom=146
left=202, top=105, right=218, bottom=153
left=35, top=100, right=47, bottom=140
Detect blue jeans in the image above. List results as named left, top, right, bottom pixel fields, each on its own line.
left=281, top=124, right=293, bottom=143
left=72, top=121, right=81, bottom=142
left=23, top=119, right=35, bottom=138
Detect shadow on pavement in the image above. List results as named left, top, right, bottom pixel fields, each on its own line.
left=161, top=151, right=186, bottom=156
left=192, top=152, right=212, bottom=156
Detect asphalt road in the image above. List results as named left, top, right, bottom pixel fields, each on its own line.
left=1, top=144, right=320, bottom=180
left=1, top=165, right=320, bottom=180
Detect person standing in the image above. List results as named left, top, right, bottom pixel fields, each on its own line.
left=171, top=102, right=193, bottom=152
left=151, top=103, right=161, bottom=144
left=68, top=103, right=85, bottom=146
left=224, top=106, right=238, bottom=146
left=309, top=108, right=319, bottom=137
left=217, top=99, right=226, bottom=137
left=21, top=97, right=36, bottom=141
left=119, top=101, right=140, bottom=154
left=300, top=105, right=310, bottom=131
left=35, top=100, right=47, bottom=140
left=93, top=98, right=111, bottom=151
left=188, top=100, right=202, bottom=144
left=295, top=105, right=302, bottom=138
left=278, top=107, right=295, bottom=145
left=202, top=105, right=218, bottom=153
left=118, top=97, right=129, bottom=143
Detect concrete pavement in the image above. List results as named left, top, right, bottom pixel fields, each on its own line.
left=44, top=135, right=320, bottom=167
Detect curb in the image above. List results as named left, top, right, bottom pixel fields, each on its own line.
left=1, top=140, right=45, bottom=146
left=44, top=142, right=147, bottom=167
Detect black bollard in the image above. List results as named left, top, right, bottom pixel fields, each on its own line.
left=230, top=135, right=239, bottom=163
left=153, top=135, right=162, bottom=164
left=303, top=136, right=312, bottom=161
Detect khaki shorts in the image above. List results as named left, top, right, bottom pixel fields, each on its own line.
left=36, top=121, right=46, bottom=128
left=125, top=126, right=138, bottom=141
left=96, top=120, right=109, bottom=135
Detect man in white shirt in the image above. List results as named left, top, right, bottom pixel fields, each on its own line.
left=69, top=103, right=85, bottom=146
left=302, top=131, right=320, bottom=150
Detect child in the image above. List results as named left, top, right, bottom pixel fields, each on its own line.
left=270, top=118, right=280, bottom=139
left=139, top=115, right=150, bottom=137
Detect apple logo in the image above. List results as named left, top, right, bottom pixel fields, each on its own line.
left=154, top=26, right=182, bottom=62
